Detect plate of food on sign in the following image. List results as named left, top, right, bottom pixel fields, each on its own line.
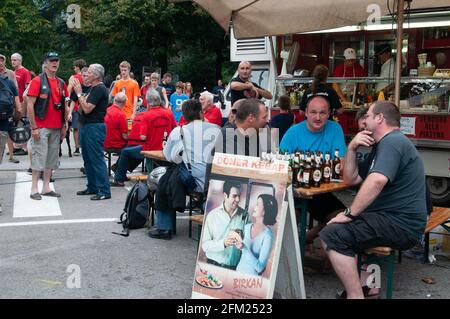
left=195, top=268, right=223, bottom=289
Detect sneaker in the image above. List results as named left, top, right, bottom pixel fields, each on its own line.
left=9, top=158, right=19, bottom=163
left=90, top=194, right=111, bottom=200
left=80, top=167, right=86, bottom=175
left=110, top=180, right=125, bottom=187
left=27, top=168, right=32, bottom=174
left=74, top=148, right=80, bottom=156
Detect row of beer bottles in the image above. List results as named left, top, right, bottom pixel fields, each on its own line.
left=288, top=149, right=342, bottom=188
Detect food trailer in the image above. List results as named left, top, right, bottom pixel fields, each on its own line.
left=223, top=8, right=450, bottom=204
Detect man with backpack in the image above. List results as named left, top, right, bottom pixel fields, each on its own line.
left=26, top=52, right=69, bottom=200
left=0, top=53, right=21, bottom=164
left=0, top=72, right=20, bottom=154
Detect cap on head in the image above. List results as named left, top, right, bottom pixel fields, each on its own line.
left=343, top=48, right=356, bottom=60
left=375, top=44, right=391, bottom=56
left=0, top=54, right=5, bottom=61
left=44, top=52, right=60, bottom=61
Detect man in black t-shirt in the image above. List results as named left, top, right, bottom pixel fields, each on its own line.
left=230, top=61, right=272, bottom=106
left=160, top=72, right=175, bottom=100
left=71, top=63, right=111, bottom=200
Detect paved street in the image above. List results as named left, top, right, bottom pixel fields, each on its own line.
left=0, top=145, right=449, bottom=299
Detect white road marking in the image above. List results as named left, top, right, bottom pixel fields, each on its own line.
left=0, top=218, right=119, bottom=228
left=13, top=172, right=62, bottom=218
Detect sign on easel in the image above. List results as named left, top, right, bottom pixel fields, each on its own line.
left=191, top=153, right=305, bottom=299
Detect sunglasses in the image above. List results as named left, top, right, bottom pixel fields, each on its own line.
left=231, top=109, right=237, bottom=114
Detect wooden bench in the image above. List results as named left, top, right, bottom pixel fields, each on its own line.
left=359, top=206, right=450, bottom=299
left=128, top=175, right=148, bottom=182
left=424, top=206, right=450, bottom=263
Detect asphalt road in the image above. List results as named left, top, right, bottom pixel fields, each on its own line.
left=0, top=145, right=448, bottom=299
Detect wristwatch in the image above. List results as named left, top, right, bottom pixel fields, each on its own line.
left=343, top=207, right=356, bottom=221
left=77, top=93, right=82, bottom=98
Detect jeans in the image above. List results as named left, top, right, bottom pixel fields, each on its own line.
left=156, top=209, right=175, bottom=231
left=114, top=145, right=143, bottom=182
left=80, top=123, right=111, bottom=196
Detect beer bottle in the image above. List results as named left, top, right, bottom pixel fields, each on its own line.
left=312, top=154, right=322, bottom=187
left=303, top=154, right=312, bottom=189
left=332, top=149, right=341, bottom=180
left=162, top=131, right=168, bottom=149
left=287, top=152, right=293, bottom=184
left=292, top=152, right=300, bottom=188
left=298, top=152, right=305, bottom=187
left=323, top=152, right=331, bottom=183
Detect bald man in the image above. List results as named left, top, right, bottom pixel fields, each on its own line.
left=230, top=61, right=272, bottom=106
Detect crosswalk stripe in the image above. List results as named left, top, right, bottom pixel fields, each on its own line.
left=0, top=218, right=119, bottom=228
left=13, top=172, right=62, bottom=218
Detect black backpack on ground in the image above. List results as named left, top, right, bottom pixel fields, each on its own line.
left=0, top=76, right=15, bottom=120
left=113, top=181, right=150, bottom=237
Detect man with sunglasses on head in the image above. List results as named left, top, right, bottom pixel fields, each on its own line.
left=27, top=52, right=69, bottom=200
left=280, top=95, right=347, bottom=243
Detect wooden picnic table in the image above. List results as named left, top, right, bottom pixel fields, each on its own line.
left=293, top=180, right=352, bottom=263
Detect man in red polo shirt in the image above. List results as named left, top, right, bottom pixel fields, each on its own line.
left=332, top=48, right=367, bottom=103
left=27, top=52, right=69, bottom=200
left=111, top=88, right=176, bottom=186
left=104, top=92, right=128, bottom=150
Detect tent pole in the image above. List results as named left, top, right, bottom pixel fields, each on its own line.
left=395, top=0, right=405, bottom=107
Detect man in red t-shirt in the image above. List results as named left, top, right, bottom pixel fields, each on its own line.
left=67, top=59, right=86, bottom=155
left=140, top=74, right=151, bottom=108
left=104, top=92, right=128, bottom=150
left=111, top=88, right=176, bottom=186
left=27, top=52, right=69, bottom=200
left=199, top=91, right=222, bottom=127
left=11, top=53, right=31, bottom=106
left=332, top=48, right=367, bottom=103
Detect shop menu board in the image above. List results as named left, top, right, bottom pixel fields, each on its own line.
left=191, top=153, right=303, bottom=299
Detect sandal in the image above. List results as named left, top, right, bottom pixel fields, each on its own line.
left=336, top=286, right=380, bottom=299
left=30, top=193, right=42, bottom=200
left=41, top=191, right=61, bottom=198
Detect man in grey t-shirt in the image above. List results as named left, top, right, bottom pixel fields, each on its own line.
left=320, top=101, right=427, bottom=299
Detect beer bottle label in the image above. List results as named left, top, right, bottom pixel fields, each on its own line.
left=334, top=163, right=341, bottom=174
left=313, top=169, right=321, bottom=182
left=303, top=172, right=310, bottom=184
left=324, top=167, right=331, bottom=178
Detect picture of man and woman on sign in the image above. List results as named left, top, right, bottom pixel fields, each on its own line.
left=193, top=177, right=286, bottom=293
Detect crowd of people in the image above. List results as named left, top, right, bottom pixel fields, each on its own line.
left=0, top=50, right=429, bottom=299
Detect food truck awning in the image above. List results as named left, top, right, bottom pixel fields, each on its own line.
left=193, top=0, right=449, bottom=39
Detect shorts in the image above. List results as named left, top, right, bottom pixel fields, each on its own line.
left=71, top=111, right=80, bottom=129
left=319, top=211, right=419, bottom=257
left=31, top=128, right=60, bottom=171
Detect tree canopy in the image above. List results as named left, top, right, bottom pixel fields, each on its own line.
left=0, top=0, right=235, bottom=90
